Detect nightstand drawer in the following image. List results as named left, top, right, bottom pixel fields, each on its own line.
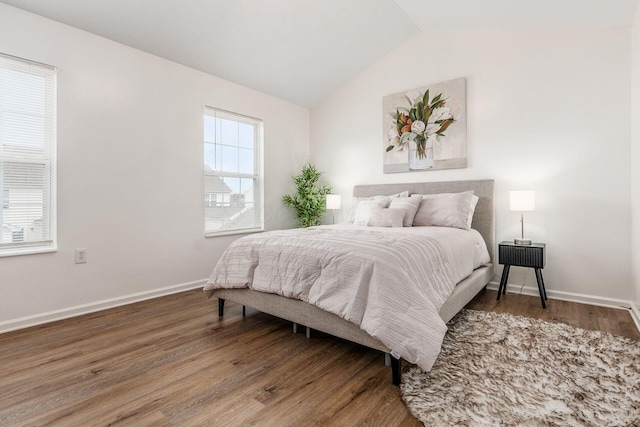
left=499, top=243, right=545, bottom=268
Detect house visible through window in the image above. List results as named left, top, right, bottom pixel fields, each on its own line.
left=203, top=107, right=262, bottom=236
left=0, top=53, right=56, bottom=256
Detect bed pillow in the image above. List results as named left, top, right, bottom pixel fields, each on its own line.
left=388, top=195, right=423, bottom=227
left=353, top=199, right=391, bottom=226
left=467, top=194, right=480, bottom=229
left=413, top=191, right=474, bottom=230
left=367, top=208, right=406, bottom=228
left=345, top=191, right=408, bottom=223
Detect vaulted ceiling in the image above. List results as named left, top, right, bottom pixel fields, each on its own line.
left=1, top=0, right=638, bottom=107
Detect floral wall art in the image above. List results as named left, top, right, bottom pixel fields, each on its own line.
left=383, top=77, right=467, bottom=173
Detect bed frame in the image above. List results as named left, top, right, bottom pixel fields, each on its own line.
left=210, top=179, right=495, bottom=385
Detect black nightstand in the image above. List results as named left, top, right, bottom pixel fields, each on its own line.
left=497, top=241, right=547, bottom=308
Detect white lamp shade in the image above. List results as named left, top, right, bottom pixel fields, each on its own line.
left=509, top=190, right=535, bottom=212
left=326, top=194, right=342, bottom=210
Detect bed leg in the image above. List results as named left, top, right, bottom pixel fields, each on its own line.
left=293, top=323, right=298, bottom=333
left=242, top=305, right=246, bottom=317
left=218, top=298, right=225, bottom=317
left=391, top=355, right=401, bottom=386
left=384, top=353, right=391, bottom=367
left=305, top=326, right=311, bottom=339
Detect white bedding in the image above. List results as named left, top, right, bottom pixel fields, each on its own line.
left=204, top=224, right=490, bottom=371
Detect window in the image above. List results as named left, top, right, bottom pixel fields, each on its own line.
left=203, top=107, right=262, bottom=236
left=0, top=53, right=56, bottom=256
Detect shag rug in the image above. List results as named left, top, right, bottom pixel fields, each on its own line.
left=401, top=309, right=640, bottom=426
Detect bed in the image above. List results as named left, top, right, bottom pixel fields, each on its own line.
left=204, top=179, right=494, bottom=385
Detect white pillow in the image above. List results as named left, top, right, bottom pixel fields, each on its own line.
left=367, top=208, right=406, bottom=227
left=388, top=195, right=423, bottom=227
left=353, top=199, right=390, bottom=226
left=413, top=191, right=474, bottom=230
left=345, top=191, right=408, bottom=223
left=468, top=194, right=479, bottom=229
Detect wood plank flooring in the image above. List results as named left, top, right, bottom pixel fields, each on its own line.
left=467, top=289, right=640, bottom=340
left=0, top=288, right=637, bottom=426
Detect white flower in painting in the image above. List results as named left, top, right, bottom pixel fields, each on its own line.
left=388, top=126, right=399, bottom=141
left=428, top=107, right=452, bottom=124
left=388, top=126, right=407, bottom=150
left=410, top=120, right=426, bottom=134
left=388, top=126, right=400, bottom=145
left=424, top=123, right=441, bottom=137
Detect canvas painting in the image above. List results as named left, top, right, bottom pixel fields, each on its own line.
left=383, top=77, right=467, bottom=173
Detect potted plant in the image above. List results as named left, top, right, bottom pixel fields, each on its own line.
left=283, top=163, right=332, bottom=228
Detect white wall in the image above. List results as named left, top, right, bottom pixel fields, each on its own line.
left=311, top=27, right=633, bottom=301
left=0, top=4, right=309, bottom=327
left=632, top=6, right=640, bottom=308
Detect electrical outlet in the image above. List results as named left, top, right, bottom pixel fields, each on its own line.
left=75, top=248, right=87, bottom=264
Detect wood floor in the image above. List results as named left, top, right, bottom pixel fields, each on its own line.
left=0, top=289, right=637, bottom=426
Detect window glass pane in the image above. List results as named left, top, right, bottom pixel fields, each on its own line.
left=240, top=178, right=254, bottom=204
left=204, top=115, right=216, bottom=143
left=2, top=112, right=46, bottom=150
left=220, top=145, right=239, bottom=174
left=1, top=69, right=46, bottom=116
left=223, top=176, right=240, bottom=194
left=1, top=161, right=46, bottom=244
left=219, top=118, right=238, bottom=147
left=238, top=148, right=254, bottom=174
left=238, top=123, right=254, bottom=149
left=204, top=142, right=215, bottom=169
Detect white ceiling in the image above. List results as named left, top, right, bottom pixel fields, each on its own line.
left=1, top=0, right=638, bottom=107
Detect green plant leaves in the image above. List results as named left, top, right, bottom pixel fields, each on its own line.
left=400, top=131, right=416, bottom=144
left=282, top=163, right=332, bottom=228
left=415, top=101, right=424, bottom=121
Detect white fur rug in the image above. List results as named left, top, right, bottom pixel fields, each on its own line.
left=401, top=309, right=640, bottom=426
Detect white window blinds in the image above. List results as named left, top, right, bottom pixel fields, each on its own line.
left=0, top=53, right=56, bottom=256
left=203, top=107, right=263, bottom=236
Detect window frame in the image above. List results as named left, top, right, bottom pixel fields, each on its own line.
left=0, top=53, right=57, bottom=257
left=203, top=106, right=263, bottom=237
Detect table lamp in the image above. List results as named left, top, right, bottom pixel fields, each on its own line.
left=509, top=190, right=535, bottom=245
left=326, top=194, right=342, bottom=225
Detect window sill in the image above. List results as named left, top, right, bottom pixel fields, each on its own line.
left=0, top=246, right=57, bottom=258
left=205, top=227, right=264, bottom=238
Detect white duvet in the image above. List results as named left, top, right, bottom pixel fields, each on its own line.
left=204, top=224, right=490, bottom=371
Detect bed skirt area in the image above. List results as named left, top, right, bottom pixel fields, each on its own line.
left=206, top=263, right=494, bottom=383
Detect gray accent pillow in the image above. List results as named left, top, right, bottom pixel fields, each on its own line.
left=367, top=208, right=406, bottom=227
left=413, top=191, right=474, bottom=230
left=468, top=194, right=479, bottom=228
left=345, top=191, right=408, bottom=223
left=353, top=199, right=390, bottom=226
left=388, top=195, right=423, bottom=227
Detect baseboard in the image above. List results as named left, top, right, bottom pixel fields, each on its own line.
left=0, top=279, right=206, bottom=334
left=3, top=279, right=637, bottom=335
left=487, top=281, right=640, bottom=333
left=631, top=303, right=640, bottom=334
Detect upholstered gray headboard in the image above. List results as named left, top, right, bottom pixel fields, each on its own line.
left=352, top=179, right=495, bottom=261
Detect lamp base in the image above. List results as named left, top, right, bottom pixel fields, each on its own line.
left=514, top=238, right=532, bottom=245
